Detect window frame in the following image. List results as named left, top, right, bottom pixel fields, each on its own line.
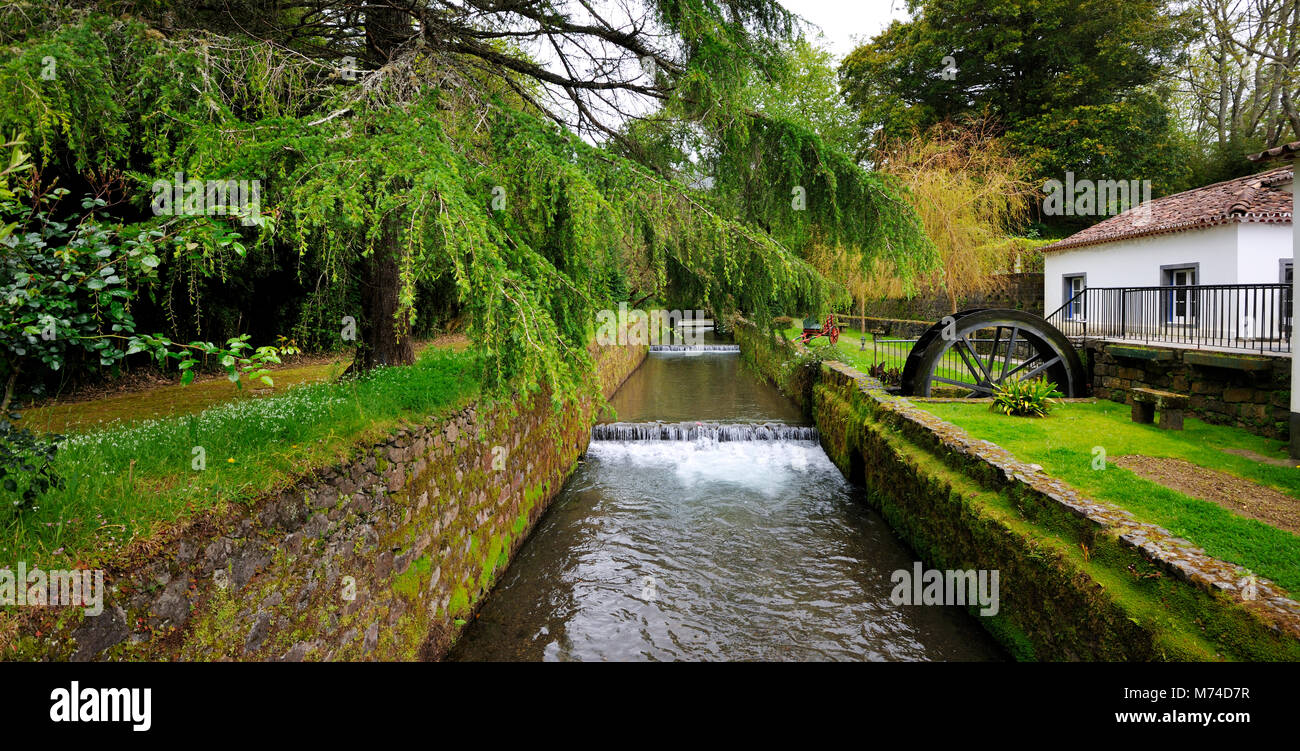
left=1062, top=273, right=1087, bottom=321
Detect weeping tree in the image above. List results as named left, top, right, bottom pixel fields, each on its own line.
left=864, top=120, right=1037, bottom=314
left=1, top=1, right=935, bottom=401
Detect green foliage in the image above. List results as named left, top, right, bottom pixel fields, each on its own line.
left=1008, top=92, right=1191, bottom=206
left=741, top=37, right=857, bottom=154
left=841, top=0, right=1194, bottom=198
left=0, top=10, right=918, bottom=407
left=0, top=411, right=62, bottom=510
left=990, top=378, right=1063, bottom=417
left=0, top=132, right=296, bottom=505
left=842, top=0, right=1189, bottom=133
left=3, top=345, right=479, bottom=566
left=0, top=14, right=129, bottom=171
left=868, top=361, right=902, bottom=387
left=710, top=113, right=936, bottom=290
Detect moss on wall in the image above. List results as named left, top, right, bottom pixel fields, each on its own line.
left=2, top=342, right=648, bottom=662
left=735, top=319, right=1300, bottom=661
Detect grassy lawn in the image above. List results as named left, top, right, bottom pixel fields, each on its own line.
left=20, top=338, right=465, bottom=434
left=779, top=323, right=898, bottom=369
left=778, top=322, right=972, bottom=384
left=1, top=346, right=481, bottom=569
left=912, top=398, right=1300, bottom=595
left=22, top=359, right=352, bottom=435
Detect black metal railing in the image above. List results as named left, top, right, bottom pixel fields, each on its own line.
left=871, top=336, right=1037, bottom=387
left=1046, top=284, right=1292, bottom=353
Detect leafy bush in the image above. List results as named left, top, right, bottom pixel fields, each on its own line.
left=0, top=135, right=294, bottom=508
left=868, top=361, right=902, bottom=386
left=990, top=378, right=1062, bottom=417
left=0, top=412, right=62, bottom=509
left=772, top=315, right=794, bottom=327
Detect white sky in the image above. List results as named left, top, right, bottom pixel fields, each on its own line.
left=778, top=0, right=911, bottom=59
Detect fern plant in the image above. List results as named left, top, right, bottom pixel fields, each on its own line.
left=990, top=378, right=1062, bottom=417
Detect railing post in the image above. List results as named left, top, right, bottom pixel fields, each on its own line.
left=1292, top=180, right=1300, bottom=456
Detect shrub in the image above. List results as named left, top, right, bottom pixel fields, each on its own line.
left=772, top=315, right=794, bottom=328
left=991, top=378, right=1062, bottom=417
left=868, top=361, right=902, bottom=386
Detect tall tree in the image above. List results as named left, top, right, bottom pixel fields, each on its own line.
left=840, top=0, right=1194, bottom=198
left=1, top=2, right=935, bottom=397
left=1174, top=0, right=1300, bottom=184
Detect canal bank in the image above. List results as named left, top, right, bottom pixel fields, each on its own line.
left=734, top=320, right=1300, bottom=661
left=450, top=343, right=1004, bottom=660
left=3, top=341, right=647, bottom=662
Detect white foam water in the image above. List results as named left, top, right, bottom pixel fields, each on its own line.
left=586, top=439, right=819, bottom=493
left=649, top=344, right=740, bottom=352
left=591, top=421, right=818, bottom=442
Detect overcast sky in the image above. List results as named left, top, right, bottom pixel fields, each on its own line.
left=778, top=0, right=911, bottom=59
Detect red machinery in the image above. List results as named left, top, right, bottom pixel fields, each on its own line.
left=797, top=314, right=840, bottom=346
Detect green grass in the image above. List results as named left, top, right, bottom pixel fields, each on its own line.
left=1, top=346, right=481, bottom=569
left=780, top=323, right=886, bottom=368
left=21, top=359, right=351, bottom=434
left=778, top=322, right=972, bottom=384
left=912, top=399, right=1300, bottom=595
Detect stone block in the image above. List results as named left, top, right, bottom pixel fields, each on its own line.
left=1184, top=351, right=1274, bottom=371
left=1223, top=387, right=1253, bottom=403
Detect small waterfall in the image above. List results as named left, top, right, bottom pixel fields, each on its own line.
left=591, top=421, right=818, bottom=442
left=649, top=344, right=740, bottom=352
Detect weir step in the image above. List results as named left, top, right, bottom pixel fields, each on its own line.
left=649, top=344, right=740, bottom=352
left=591, top=421, right=818, bottom=442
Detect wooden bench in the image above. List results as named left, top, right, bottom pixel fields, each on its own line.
left=1130, top=387, right=1189, bottom=430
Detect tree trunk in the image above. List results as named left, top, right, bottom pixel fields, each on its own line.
left=0, top=362, right=18, bottom=414
left=350, top=5, right=416, bottom=373
left=354, top=219, right=415, bottom=371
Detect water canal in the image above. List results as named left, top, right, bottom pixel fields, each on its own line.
left=450, top=342, right=1004, bottom=661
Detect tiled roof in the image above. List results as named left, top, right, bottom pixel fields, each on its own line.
left=1248, top=140, right=1300, bottom=162
left=1042, top=165, right=1293, bottom=254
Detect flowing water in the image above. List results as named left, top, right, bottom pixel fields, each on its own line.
left=449, top=344, right=1005, bottom=662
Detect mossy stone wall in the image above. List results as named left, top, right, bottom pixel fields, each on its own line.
left=1087, top=341, right=1291, bottom=440
left=734, top=320, right=1300, bottom=661
left=4, top=343, right=646, bottom=662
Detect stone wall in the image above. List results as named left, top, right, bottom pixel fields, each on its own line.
left=735, top=320, right=1300, bottom=661
left=844, top=316, right=933, bottom=339
left=854, top=273, right=1044, bottom=321
left=1087, top=341, right=1291, bottom=439
left=3, top=342, right=646, bottom=662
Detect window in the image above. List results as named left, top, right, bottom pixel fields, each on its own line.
left=1063, top=274, right=1086, bottom=320
left=1162, top=265, right=1198, bottom=324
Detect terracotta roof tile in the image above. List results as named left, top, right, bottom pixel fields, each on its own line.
left=1248, top=140, right=1300, bottom=162
left=1042, top=165, right=1293, bottom=253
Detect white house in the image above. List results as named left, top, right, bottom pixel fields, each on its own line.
left=1043, top=165, right=1294, bottom=347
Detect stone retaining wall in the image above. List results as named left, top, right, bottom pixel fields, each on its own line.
left=847, top=316, right=932, bottom=339
left=854, top=273, right=1044, bottom=321
left=735, top=320, right=1300, bottom=661
left=1087, top=341, right=1291, bottom=439
left=2, top=342, right=646, bottom=662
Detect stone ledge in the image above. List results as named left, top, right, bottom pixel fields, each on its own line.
left=1107, top=345, right=1176, bottom=362
left=1184, top=351, right=1275, bottom=371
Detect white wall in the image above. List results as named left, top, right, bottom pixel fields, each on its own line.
left=1043, top=223, right=1240, bottom=315
left=1236, top=222, right=1292, bottom=284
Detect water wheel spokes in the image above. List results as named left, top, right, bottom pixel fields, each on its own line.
left=899, top=309, right=1087, bottom=398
